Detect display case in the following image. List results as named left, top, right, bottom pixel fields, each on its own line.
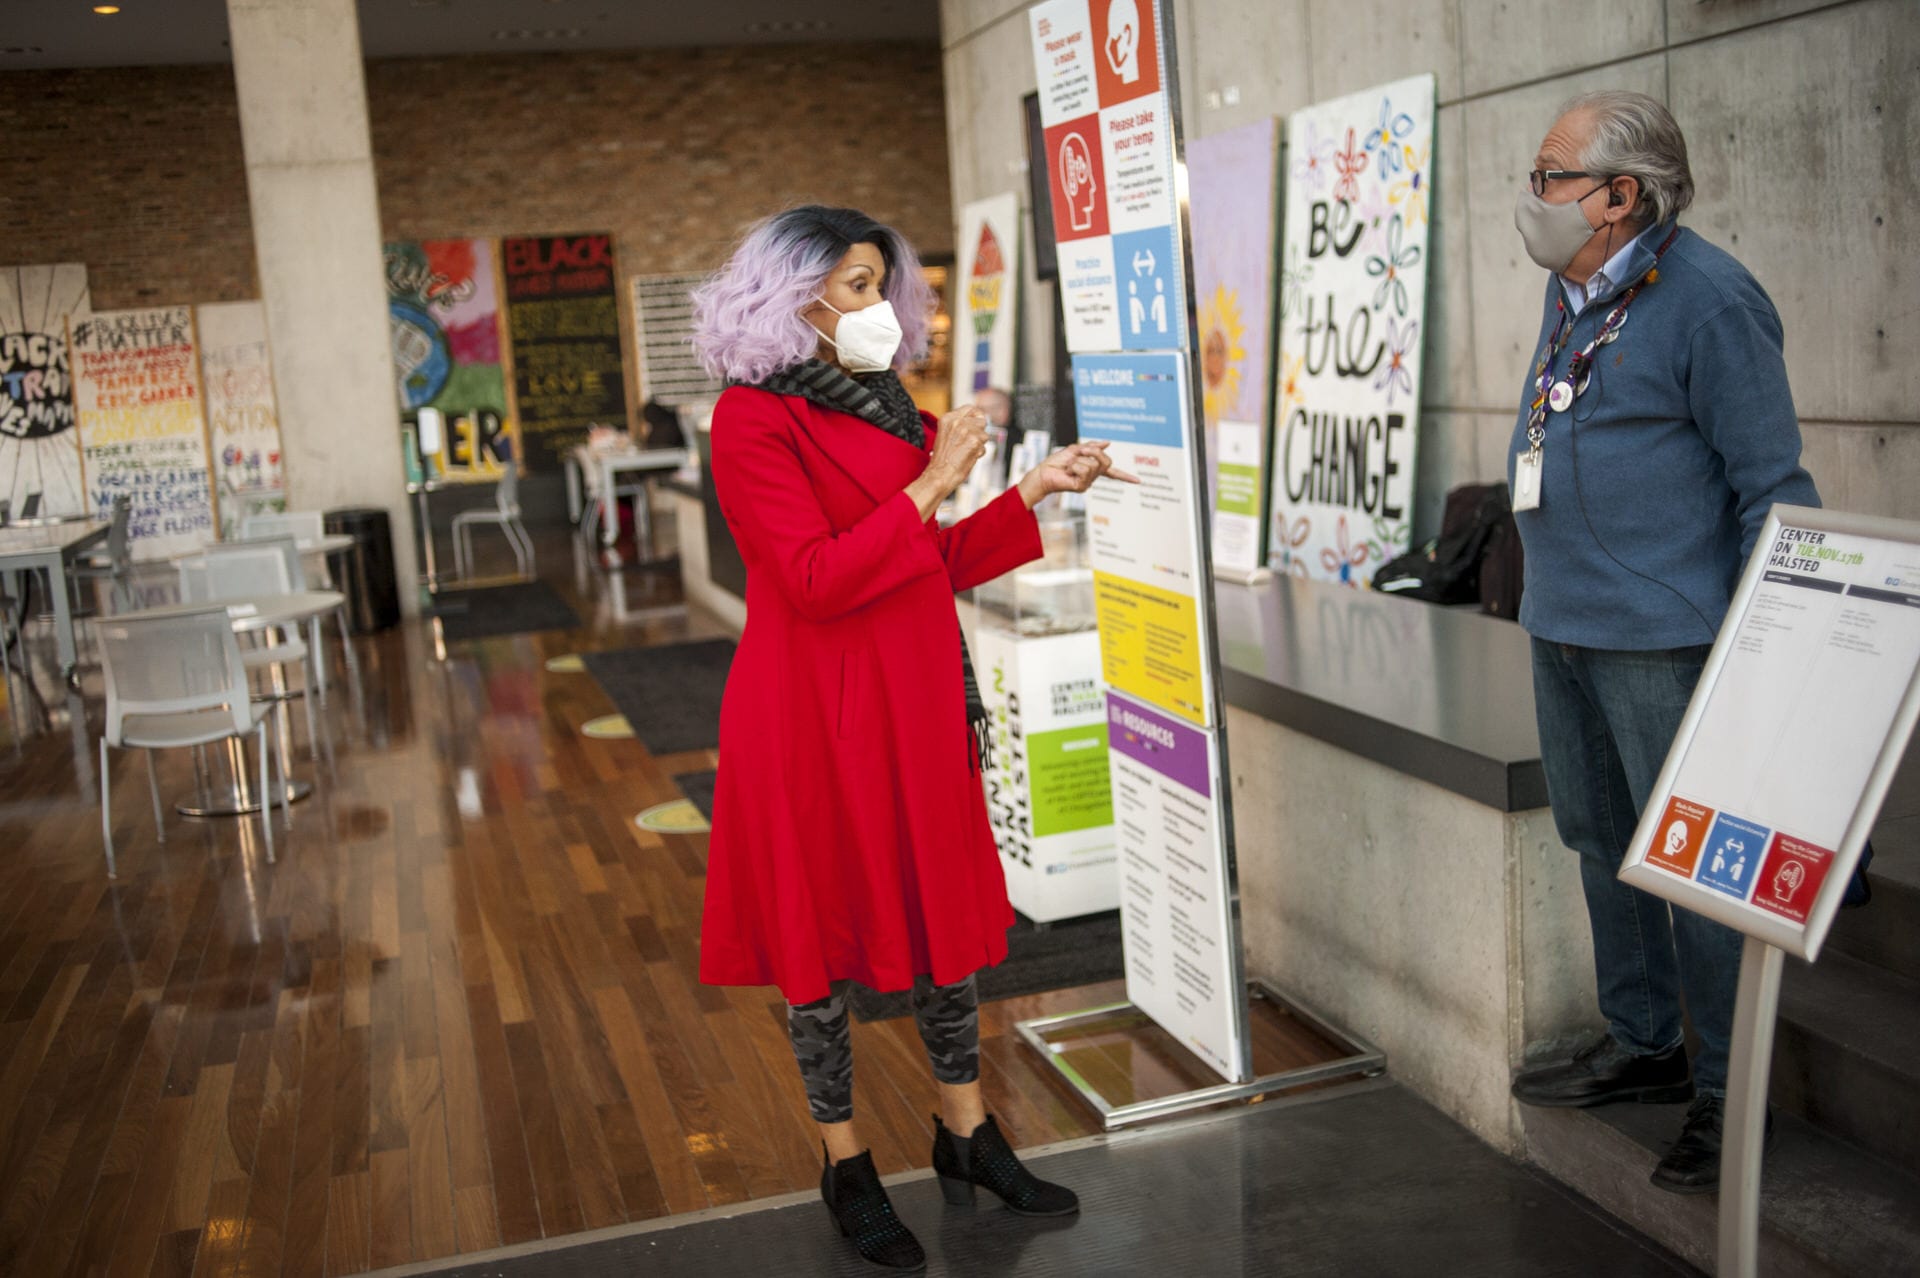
left=973, top=507, right=1096, bottom=636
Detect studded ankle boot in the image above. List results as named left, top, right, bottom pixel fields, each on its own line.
left=931, top=1114, right=1080, bottom=1217
left=820, top=1145, right=926, bottom=1271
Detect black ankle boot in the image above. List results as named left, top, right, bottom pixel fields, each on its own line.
left=932, top=1114, right=1079, bottom=1217
left=820, top=1145, right=926, bottom=1271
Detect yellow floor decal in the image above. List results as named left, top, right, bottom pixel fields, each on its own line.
left=636, top=800, right=710, bottom=834
left=581, top=714, right=633, bottom=739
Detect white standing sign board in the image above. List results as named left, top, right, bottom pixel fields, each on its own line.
left=1618, top=506, right=1920, bottom=1278
left=1619, top=506, right=1920, bottom=957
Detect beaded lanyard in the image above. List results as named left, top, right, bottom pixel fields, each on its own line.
left=1526, top=226, right=1682, bottom=453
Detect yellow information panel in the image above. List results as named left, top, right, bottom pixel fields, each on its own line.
left=1092, top=569, right=1205, bottom=724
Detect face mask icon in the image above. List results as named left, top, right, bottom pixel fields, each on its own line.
left=1664, top=820, right=1688, bottom=856
left=1106, top=0, right=1140, bottom=83
left=1772, top=860, right=1806, bottom=901
left=1060, top=133, right=1097, bottom=232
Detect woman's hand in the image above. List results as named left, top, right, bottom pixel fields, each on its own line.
left=906, top=405, right=990, bottom=520
left=1016, top=441, right=1141, bottom=509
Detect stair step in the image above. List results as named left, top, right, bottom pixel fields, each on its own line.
left=1829, top=814, right=1920, bottom=978
left=1524, top=1101, right=1920, bottom=1276
left=1774, top=950, right=1920, bottom=1170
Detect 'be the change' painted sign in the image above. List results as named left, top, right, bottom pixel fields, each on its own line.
left=1268, top=74, right=1435, bottom=587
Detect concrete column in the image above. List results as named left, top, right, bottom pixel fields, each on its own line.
left=227, top=0, right=419, bottom=611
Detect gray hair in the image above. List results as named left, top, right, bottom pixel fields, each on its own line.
left=1560, top=90, right=1694, bottom=226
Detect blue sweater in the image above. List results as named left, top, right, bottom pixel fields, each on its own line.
left=1507, top=223, right=1820, bottom=649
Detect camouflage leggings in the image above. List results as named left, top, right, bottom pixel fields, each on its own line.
left=786, top=975, right=980, bottom=1124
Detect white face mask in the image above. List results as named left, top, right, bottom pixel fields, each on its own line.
left=812, top=297, right=902, bottom=374
left=1513, top=184, right=1607, bottom=274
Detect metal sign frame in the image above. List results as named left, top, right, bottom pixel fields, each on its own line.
left=1617, top=504, right=1920, bottom=961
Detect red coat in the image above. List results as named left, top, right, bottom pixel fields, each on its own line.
left=698, top=386, right=1044, bottom=1004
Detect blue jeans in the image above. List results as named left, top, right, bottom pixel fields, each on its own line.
left=1530, top=639, right=1743, bottom=1097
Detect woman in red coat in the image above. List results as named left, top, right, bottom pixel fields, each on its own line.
left=692, top=206, right=1134, bottom=1270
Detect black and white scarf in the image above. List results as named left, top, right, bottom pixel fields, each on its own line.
left=750, top=359, right=994, bottom=772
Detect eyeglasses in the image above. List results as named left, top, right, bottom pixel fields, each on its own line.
left=1529, top=169, right=1597, bottom=197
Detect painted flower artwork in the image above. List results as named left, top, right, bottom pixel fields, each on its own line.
left=1320, top=515, right=1374, bottom=586
left=1365, top=96, right=1415, bottom=180
left=1373, top=316, right=1419, bottom=404
left=1389, top=139, right=1431, bottom=230
left=1199, top=283, right=1247, bottom=426
left=1273, top=74, right=1434, bottom=592
left=1365, top=215, right=1422, bottom=316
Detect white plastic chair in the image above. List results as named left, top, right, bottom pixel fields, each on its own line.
left=235, top=511, right=360, bottom=696
left=72, top=494, right=134, bottom=612
left=179, top=542, right=320, bottom=760
left=97, top=607, right=288, bottom=875
left=452, top=460, right=533, bottom=580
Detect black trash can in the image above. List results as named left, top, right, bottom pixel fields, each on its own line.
left=324, top=506, right=402, bottom=634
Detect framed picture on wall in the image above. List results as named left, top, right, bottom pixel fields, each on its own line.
left=1023, top=91, right=1058, bottom=283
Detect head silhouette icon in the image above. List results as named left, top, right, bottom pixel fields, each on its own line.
left=1773, top=860, right=1806, bottom=900
left=1664, top=821, right=1688, bottom=854
left=1060, top=133, right=1097, bottom=232
left=1105, top=0, right=1141, bottom=83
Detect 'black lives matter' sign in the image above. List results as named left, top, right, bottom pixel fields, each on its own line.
left=502, top=233, right=627, bottom=471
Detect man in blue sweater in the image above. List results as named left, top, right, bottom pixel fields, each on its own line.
left=1504, top=90, right=1819, bottom=1193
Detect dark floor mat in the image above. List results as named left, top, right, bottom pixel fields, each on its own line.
left=392, top=1082, right=1698, bottom=1278
left=672, top=769, right=717, bottom=821
left=429, top=580, right=579, bottom=641
left=582, top=639, right=735, bottom=755
left=850, top=909, right=1125, bottom=1022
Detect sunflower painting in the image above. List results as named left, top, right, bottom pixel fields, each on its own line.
left=1187, top=119, right=1281, bottom=575
left=1199, top=283, right=1247, bottom=427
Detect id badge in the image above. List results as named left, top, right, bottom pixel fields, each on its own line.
left=1513, top=449, right=1543, bottom=512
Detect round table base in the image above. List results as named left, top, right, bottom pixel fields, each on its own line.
left=178, top=778, right=313, bottom=818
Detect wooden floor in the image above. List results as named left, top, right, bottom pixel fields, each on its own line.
left=0, top=532, right=1346, bottom=1277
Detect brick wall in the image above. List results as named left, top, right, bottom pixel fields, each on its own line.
left=1, top=42, right=954, bottom=312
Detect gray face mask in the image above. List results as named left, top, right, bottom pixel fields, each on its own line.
left=1514, top=184, right=1606, bottom=273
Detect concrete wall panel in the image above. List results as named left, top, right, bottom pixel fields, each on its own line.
left=943, top=0, right=1033, bottom=48
left=227, top=0, right=373, bottom=167
left=1421, top=105, right=1477, bottom=413
left=1461, top=56, right=1667, bottom=413
left=1801, top=419, right=1920, bottom=519
left=1666, top=0, right=1842, bottom=42
left=1304, top=0, right=1462, bottom=104
left=1669, top=0, right=1918, bottom=423
left=1458, top=0, right=1665, bottom=99
left=1178, top=0, right=1314, bottom=135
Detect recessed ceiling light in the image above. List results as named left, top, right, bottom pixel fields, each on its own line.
left=93, top=5, right=121, bottom=13
left=745, top=19, right=833, bottom=33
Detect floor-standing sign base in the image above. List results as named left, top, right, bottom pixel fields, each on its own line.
left=1015, top=980, right=1385, bottom=1131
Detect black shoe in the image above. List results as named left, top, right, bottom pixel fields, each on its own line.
left=1511, top=1033, right=1694, bottom=1108
left=820, top=1145, right=926, bottom=1271
left=932, top=1114, right=1079, bottom=1217
left=1650, top=1096, right=1775, bottom=1195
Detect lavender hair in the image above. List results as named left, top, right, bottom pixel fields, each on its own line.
left=691, top=205, right=935, bottom=385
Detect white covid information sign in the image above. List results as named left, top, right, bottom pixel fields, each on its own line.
left=1620, top=507, right=1920, bottom=959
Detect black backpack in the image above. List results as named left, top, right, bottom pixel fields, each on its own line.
left=1373, top=483, right=1511, bottom=606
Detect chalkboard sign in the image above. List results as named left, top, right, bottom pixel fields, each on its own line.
left=71, top=305, right=218, bottom=559
left=502, top=233, right=628, bottom=471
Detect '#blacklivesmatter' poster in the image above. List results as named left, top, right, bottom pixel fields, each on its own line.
left=1268, top=74, right=1434, bottom=586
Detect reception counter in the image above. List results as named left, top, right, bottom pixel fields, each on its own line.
left=662, top=476, right=1591, bottom=1155
left=1215, top=575, right=1591, bottom=1154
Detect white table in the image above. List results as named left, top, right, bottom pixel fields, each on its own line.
left=0, top=520, right=110, bottom=680
left=565, top=445, right=689, bottom=566
left=113, top=591, right=346, bottom=816
left=406, top=475, right=500, bottom=589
